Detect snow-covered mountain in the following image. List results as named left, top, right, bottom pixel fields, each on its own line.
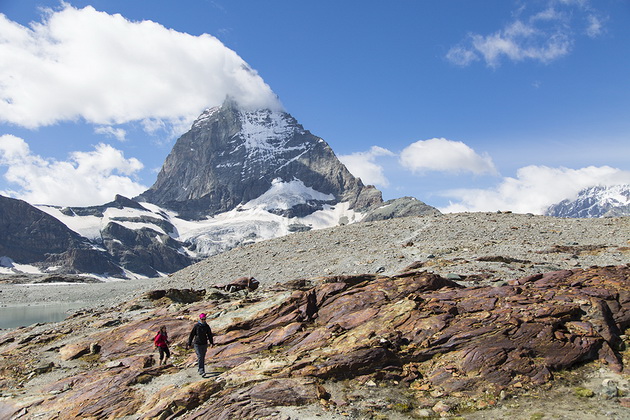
left=1, top=99, right=439, bottom=279
left=137, top=97, right=381, bottom=219
left=545, top=185, right=630, bottom=218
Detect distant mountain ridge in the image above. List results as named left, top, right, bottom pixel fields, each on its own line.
left=1, top=99, right=439, bottom=278
left=0, top=195, right=124, bottom=277
left=545, top=184, right=630, bottom=218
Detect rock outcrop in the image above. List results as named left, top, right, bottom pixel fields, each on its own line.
left=1, top=265, right=629, bottom=418
left=362, top=196, right=441, bottom=222
left=61, top=194, right=197, bottom=277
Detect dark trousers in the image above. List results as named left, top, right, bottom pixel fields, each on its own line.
left=194, top=344, right=208, bottom=374
left=158, top=346, right=170, bottom=362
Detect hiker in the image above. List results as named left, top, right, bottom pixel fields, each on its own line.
left=187, top=313, right=214, bottom=376
left=153, top=326, right=170, bottom=365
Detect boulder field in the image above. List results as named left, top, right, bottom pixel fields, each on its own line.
left=1, top=265, right=630, bottom=419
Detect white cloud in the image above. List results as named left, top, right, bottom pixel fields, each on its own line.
left=399, top=138, right=497, bottom=175
left=0, top=135, right=147, bottom=206
left=586, top=15, right=604, bottom=38
left=440, top=165, right=630, bottom=214
left=461, top=19, right=571, bottom=68
left=447, top=1, right=604, bottom=67
left=445, top=46, right=479, bottom=67
left=95, top=126, right=127, bottom=141
left=338, top=146, right=395, bottom=187
left=0, top=4, right=280, bottom=132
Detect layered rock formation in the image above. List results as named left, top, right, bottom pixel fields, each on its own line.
left=1, top=265, right=629, bottom=418
left=0, top=195, right=123, bottom=276
left=362, top=196, right=441, bottom=222
left=0, top=194, right=196, bottom=278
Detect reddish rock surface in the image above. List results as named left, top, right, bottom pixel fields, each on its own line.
left=1, top=265, right=629, bottom=418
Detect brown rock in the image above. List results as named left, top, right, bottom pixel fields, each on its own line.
left=59, top=342, right=91, bottom=360
left=187, top=378, right=319, bottom=419
left=432, top=400, right=451, bottom=413
left=144, top=288, right=206, bottom=303
left=300, top=347, right=400, bottom=379
left=140, top=379, right=222, bottom=419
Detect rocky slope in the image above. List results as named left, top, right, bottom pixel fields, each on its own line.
left=162, top=212, right=630, bottom=293
left=0, top=195, right=123, bottom=277
left=1, top=266, right=630, bottom=419
left=1, top=213, right=629, bottom=419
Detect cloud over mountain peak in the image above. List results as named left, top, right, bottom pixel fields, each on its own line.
left=0, top=4, right=280, bottom=131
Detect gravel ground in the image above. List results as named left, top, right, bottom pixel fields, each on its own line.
left=164, top=212, right=630, bottom=289
left=1, top=212, right=629, bottom=309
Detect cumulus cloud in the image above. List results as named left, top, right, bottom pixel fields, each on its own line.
left=338, top=146, right=395, bottom=187
left=447, top=1, right=605, bottom=67
left=0, top=135, right=147, bottom=206
left=440, top=165, right=630, bottom=214
left=399, top=138, right=497, bottom=176
left=0, top=4, right=280, bottom=131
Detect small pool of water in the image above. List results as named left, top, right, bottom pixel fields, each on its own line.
left=0, top=302, right=85, bottom=330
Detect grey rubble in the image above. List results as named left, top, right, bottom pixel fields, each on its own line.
left=165, top=212, right=629, bottom=291
left=1, top=212, right=628, bottom=309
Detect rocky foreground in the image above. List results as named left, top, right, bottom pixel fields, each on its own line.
left=1, top=213, right=630, bottom=419
left=1, top=265, right=630, bottom=418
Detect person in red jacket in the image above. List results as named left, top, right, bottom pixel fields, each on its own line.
left=154, top=326, right=170, bottom=365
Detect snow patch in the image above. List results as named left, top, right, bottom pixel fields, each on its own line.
left=243, top=178, right=334, bottom=211
left=114, top=220, right=166, bottom=235
left=192, top=106, right=221, bottom=128
left=0, top=257, right=42, bottom=274
left=37, top=205, right=103, bottom=240
left=239, top=110, right=299, bottom=150
left=238, top=110, right=311, bottom=170
left=36, top=205, right=167, bottom=240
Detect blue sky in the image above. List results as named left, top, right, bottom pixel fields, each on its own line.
left=1, top=0, right=629, bottom=213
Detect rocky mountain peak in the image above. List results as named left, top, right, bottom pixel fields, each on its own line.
left=546, top=184, right=630, bottom=218
left=138, top=98, right=381, bottom=219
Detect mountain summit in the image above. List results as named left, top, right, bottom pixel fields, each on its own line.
left=546, top=184, right=630, bottom=218
left=138, top=98, right=381, bottom=219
